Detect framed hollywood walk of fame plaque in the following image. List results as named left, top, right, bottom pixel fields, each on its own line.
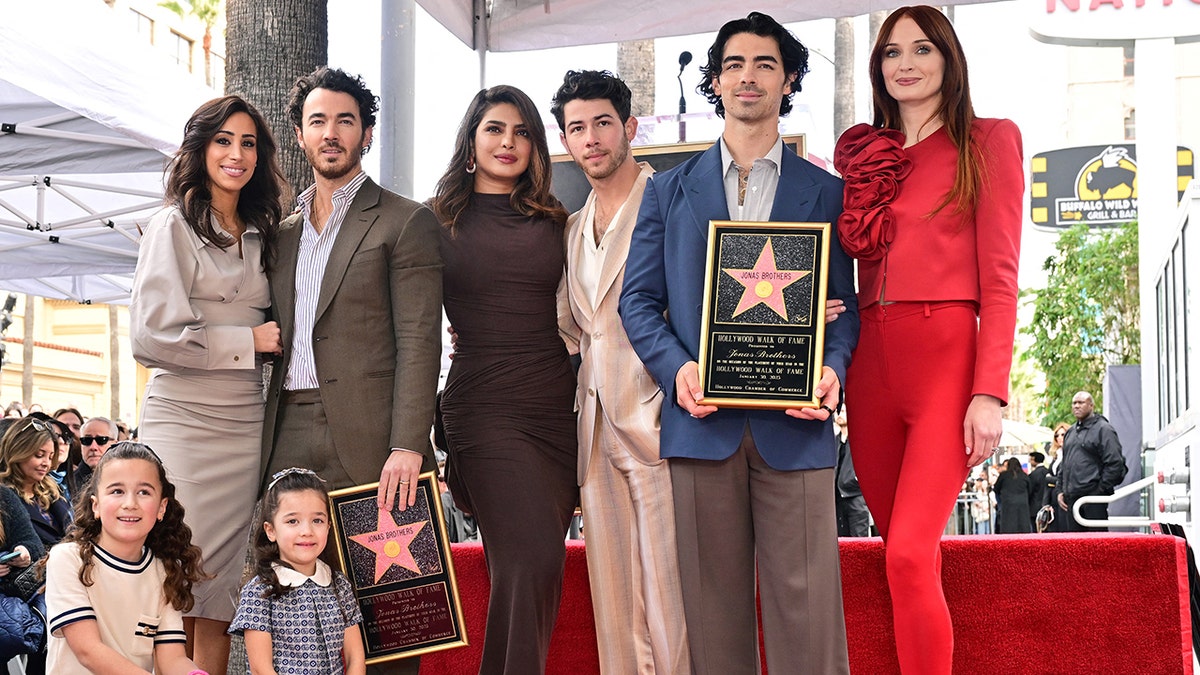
left=329, top=473, right=467, bottom=664
left=698, top=220, right=830, bottom=410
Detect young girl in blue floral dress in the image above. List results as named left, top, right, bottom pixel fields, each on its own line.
left=229, top=468, right=365, bottom=675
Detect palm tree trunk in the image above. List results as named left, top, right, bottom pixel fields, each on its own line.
left=21, top=295, right=33, bottom=405
left=203, top=29, right=213, bottom=89
left=869, top=10, right=889, bottom=47
left=225, top=0, right=328, bottom=197
left=109, top=304, right=120, bottom=418
left=617, top=39, right=656, bottom=118
left=834, top=17, right=855, bottom=140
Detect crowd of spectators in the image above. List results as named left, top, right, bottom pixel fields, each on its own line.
left=0, top=403, right=126, bottom=671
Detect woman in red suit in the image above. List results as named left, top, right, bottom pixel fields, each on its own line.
left=834, top=6, right=1023, bottom=674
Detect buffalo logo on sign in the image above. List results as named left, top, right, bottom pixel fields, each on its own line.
left=1030, top=144, right=1194, bottom=228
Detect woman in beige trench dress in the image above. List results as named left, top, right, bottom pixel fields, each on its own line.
left=130, top=95, right=287, bottom=674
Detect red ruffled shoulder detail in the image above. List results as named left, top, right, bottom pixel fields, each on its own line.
left=833, top=123, right=912, bottom=261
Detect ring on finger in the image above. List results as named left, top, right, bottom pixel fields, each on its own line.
left=398, top=479, right=409, bottom=485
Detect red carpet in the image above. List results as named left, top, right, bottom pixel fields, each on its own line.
left=422, top=534, right=1192, bottom=675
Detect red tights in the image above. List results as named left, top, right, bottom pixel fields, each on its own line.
left=847, top=302, right=975, bottom=675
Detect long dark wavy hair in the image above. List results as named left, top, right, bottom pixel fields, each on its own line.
left=431, top=85, right=567, bottom=234
left=697, top=12, right=809, bottom=119
left=165, top=95, right=288, bottom=270
left=58, top=442, right=207, bottom=612
left=250, top=468, right=330, bottom=599
left=1004, top=457, right=1027, bottom=476
left=870, top=6, right=979, bottom=215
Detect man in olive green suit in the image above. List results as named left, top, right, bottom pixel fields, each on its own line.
left=261, top=67, right=442, bottom=675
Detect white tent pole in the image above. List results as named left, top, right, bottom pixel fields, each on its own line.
left=475, top=0, right=488, bottom=88
left=9, top=111, right=77, bottom=127
left=0, top=198, right=34, bottom=227
left=45, top=177, right=163, bottom=199
left=8, top=126, right=148, bottom=149
left=0, top=178, right=36, bottom=193
left=36, top=175, right=44, bottom=228
left=0, top=224, right=143, bottom=251
left=41, top=202, right=162, bottom=229
left=29, top=279, right=79, bottom=301
left=2, top=234, right=139, bottom=259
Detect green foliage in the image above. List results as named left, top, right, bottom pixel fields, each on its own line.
left=1023, top=221, right=1140, bottom=425
left=158, top=0, right=221, bottom=27
left=1007, top=335, right=1043, bottom=423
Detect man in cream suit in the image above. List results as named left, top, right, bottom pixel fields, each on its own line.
left=551, top=70, right=690, bottom=674
left=261, top=67, right=441, bottom=675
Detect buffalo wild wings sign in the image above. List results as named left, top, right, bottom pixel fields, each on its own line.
left=1030, top=144, right=1194, bottom=228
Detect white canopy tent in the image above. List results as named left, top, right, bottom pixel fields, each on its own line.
left=0, top=0, right=1002, bottom=303
left=0, top=0, right=212, bottom=304
left=415, top=0, right=999, bottom=52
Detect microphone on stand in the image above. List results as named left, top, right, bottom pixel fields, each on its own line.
left=678, top=50, right=693, bottom=74
left=677, top=51, right=692, bottom=143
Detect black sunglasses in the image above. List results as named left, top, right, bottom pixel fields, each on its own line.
left=80, top=435, right=112, bottom=447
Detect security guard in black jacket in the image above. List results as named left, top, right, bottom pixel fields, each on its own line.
left=1055, top=391, right=1128, bottom=531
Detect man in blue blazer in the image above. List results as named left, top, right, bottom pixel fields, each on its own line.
left=619, top=12, right=858, bottom=675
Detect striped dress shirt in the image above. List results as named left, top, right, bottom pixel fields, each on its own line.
left=283, top=170, right=370, bottom=391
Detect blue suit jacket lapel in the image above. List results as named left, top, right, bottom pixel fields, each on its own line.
left=769, top=149, right=822, bottom=222
left=680, top=143, right=729, bottom=233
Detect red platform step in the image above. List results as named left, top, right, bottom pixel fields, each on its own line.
left=421, top=534, right=1192, bottom=675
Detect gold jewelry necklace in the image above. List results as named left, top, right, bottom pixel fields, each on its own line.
left=214, top=211, right=245, bottom=241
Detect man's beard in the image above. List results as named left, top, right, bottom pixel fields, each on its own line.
left=306, top=141, right=362, bottom=181
left=581, top=142, right=630, bottom=181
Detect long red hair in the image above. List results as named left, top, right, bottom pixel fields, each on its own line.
left=870, top=6, right=979, bottom=215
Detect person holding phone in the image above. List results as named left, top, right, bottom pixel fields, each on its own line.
left=0, top=422, right=44, bottom=565
left=0, top=416, right=72, bottom=550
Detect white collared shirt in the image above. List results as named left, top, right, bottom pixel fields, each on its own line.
left=575, top=199, right=625, bottom=308
left=720, top=135, right=784, bottom=222
left=284, top=171, right=370, bottom=390
left=272, top=560, right=333, bottom=588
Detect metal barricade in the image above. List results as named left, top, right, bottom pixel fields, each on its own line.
left=953, top=490, right=993, bottom=535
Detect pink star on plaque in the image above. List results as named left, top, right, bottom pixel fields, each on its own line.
left=349, top=509, right=427, bottom=582
left=723, top=237, right=810, bottom=320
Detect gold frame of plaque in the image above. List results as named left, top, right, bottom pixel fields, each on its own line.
left=697, top=220, right=830, bottom=410
left=329, top=472, right=468, bottom=664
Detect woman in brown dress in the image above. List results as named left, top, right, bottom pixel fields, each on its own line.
left=431, top=85, right=578, bottom=675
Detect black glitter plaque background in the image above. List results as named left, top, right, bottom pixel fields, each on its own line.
left=700, top=221, right=829, bottom=408
left=714, top=232, right=817, bottom=326
left=337, top=487, right=444, bottom=589
left=329, top=474, right=468, bottom=662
